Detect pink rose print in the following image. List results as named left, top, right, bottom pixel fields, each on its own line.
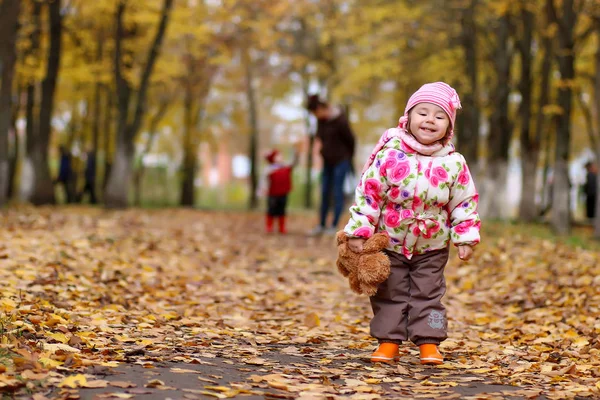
left=423, top=221, right=441, bottom=239
left=391, top=162, right=410, bottom=182
left=380, top=156, right=398, bottom=176
left=400, top=209, right=414, bottom=220
left=389, top=187, right=400, bottom=199
left=454, top=219, right=475, bottom=235
left=413, top=196, right=422, bottom=208
left=412, top=226, right=421, bottom=236
left=364, top=178, right=382, bottom=199
left=365, top=196, right=379, bottom=210
left=384, top=210, right=401, bottom=228
left=353, top=226, right=373, bottom=238
left=402, top=247, right=413, bottom=257
left=433, top=166, right=449, bottom=182
left=472, top=194, right=479, bottom=203
left=425, top=166, right=445, bottom=187
left=458, top=167, right=470, bottom=186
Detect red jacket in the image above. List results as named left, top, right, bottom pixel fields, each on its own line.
left=268, top=165, right=293, bottom=196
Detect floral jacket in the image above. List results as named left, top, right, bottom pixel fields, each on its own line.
left=343, top=132, right=480, bottom=259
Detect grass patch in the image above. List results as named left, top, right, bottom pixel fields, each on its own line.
left=0, top=348, right=16, bottom=367
left=483, top=220, right=600, bottom=251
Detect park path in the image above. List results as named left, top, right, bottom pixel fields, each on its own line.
left=0, top=207, right=598, bottom=399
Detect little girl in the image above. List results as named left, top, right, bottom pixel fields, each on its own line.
left=259, top=148, right=298, bottom=234
left=343, top=82, right=480, bottom=365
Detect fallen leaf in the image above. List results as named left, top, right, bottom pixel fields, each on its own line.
left=111, top=381, right=138, bottom=388
left=82, top=379, right=109, bottom=388
left=59, top=374, right=87, bottom=388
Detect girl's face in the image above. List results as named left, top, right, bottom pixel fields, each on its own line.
left=408, top=103, right=450, bottom=145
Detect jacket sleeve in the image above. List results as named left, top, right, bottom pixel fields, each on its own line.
left=448, top=155, right=480, bottom=246
left=343, top=148, right=389, bottom=238
left=341, top=117, right=356, bottom=159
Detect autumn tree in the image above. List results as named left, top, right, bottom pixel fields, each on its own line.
left=104, top=0, right=174, bottom=208
left=518, top=0, right=555, bottom=222
left=548, top=0, right=578, bottom=235
left=28, top=0, right=64, bottom=205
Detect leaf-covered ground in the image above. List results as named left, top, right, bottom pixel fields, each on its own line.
left=0, top=207, right=598, bottom=399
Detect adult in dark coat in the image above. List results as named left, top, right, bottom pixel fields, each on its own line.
left=79, top=149, right=97, bottom=204
left=583, top=161, right=597, bottom=220
left=54, top=145, right=75, bottom=203
left=307, top=95, right=356, bottom=235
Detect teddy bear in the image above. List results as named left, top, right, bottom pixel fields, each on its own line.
left=336, top=230, right=391, bottom=296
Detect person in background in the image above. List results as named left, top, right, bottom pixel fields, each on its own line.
left=258, top=146, right=299, bottom=234
left=306, top=94, right=356, bottom=236
left=79, top=148, right=97, bottom=204
left=54, top=145, right=75, bottom=203
left=583, top=161, right=597, bottom=221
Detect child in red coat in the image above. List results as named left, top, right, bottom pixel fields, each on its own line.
left=259, top=148, right=298, bottom=234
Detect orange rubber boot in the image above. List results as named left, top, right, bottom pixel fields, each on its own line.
left=419, top=344, right=443, bottom=365
left=370, top=343, right=400, bottom=363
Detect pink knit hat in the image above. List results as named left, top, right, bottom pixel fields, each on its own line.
left=398, top=82, right=462, bottom=143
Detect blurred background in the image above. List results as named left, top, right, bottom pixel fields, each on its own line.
left=0, top=0, right=599, bottom=236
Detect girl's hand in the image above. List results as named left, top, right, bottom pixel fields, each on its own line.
left=458, top=245, right=474, bottom=261
left=348, top=237, right=366, bottom=253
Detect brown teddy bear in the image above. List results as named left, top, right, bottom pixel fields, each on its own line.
left=336, top=230, right=391, bottom=296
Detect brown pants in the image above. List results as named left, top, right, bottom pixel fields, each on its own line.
left=369, top=247, right=450, bottom=346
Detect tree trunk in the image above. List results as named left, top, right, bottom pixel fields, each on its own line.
left=135, top=100, right=168, bottom=206
left=0, top=0, right=21, bottom=206
left=458, top=0, right=480, bottom=165
left=7, top=84, right=22, bottom=200
left=481, top=14, right=512, bottom=219
left=593, top=20, right=600, bottom=238
left=20, top=1, right=42, bottom=202
left=243, top=47, right=259, bottom=210
left=539, top=118, right=555, bottom=217
left=22, top=81, right=37, bottom=201
left=104, top=142, right=134, bottom=208
left=105, top=0, right=173, bottom=208
left=180, top=153, right=196, bottom=207
left=517, top=4, right=537, bottom=221
left=595, top=162, right=600, bottom=238
left=180, top=83, right=196, bottom=207
left=550, top=0, right=576, bottom=235
left=133, top=167, right=143, bottom=207
left=301, top=73, right=314, bottom=209
left=103, top=86, right=113, bottom=192
left=31, top=0, right=62, bottom=205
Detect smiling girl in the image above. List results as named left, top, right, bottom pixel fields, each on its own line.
left=341, top=82, right=480, bottom=365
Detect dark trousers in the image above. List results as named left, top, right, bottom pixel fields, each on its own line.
left=57, top=180, right=75, bottom=203
left=267, top=195, right=288, bottom=217
left=320, top=159, right=350, bottom=228
left=80, top=181, right=97, bottom=204
left=369, top=248, right=450, bottom=345
left=586, top=195, right=596, bottom=219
